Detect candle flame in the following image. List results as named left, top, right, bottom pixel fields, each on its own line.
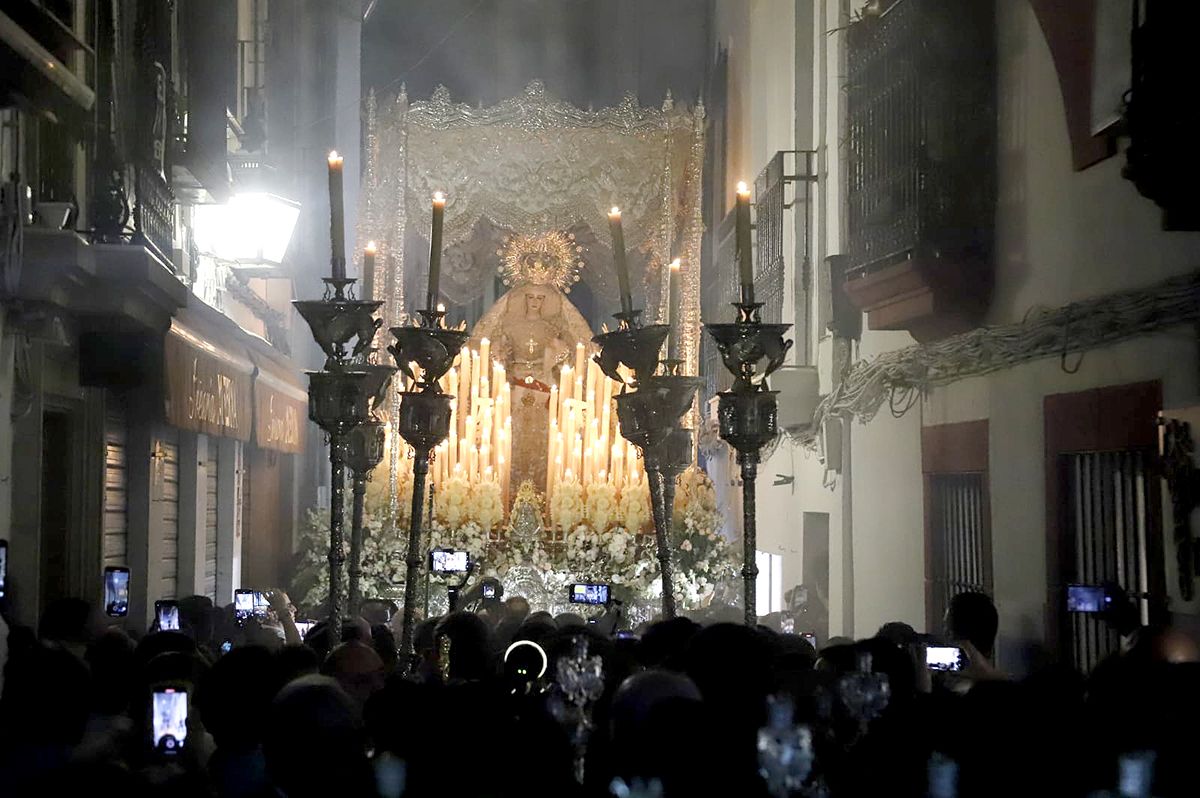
left=669, top=258, right=681, bottom=271
left=365, top=240, right=377, bottom=255
left=736, top=180, right=749, bottom=195
left=328, top=150, right=342, bottom=165
left=609, top=206, right=621, bottom=217
left=433, top=191, right=446, bottom=204
left=437, top=302, right=445, bottom=312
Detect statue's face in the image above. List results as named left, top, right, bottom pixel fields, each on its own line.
left=524, top=291, right=546, bottom=315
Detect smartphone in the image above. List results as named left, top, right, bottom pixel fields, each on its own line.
left=0, top=539, right=7, bottom=599
left=482, top=583, right=497, bottom=599
left=253, top=591, right=270, bottom=620
left=568, top=582, right=610, bottom=606
left=155, top=600, right=181, bottom=631
left=615, top=630, right=639, bottom=640
left=234, top=589, right=255, bottom=621
left=293, top=621, right=315, bottom=639
left=802, top=632, right=818, bottom=649
left=926, top=645, right=965, bottom=672
left=152, top=686, right=188, bottom=754
left=219, top=639, right=233, bottom=654
left=781, top=617, right=795, bottom=634
left=429, top=549, right=470, bottom=574
left=1067, top=584, right=1111, bottom=613
left=104, top=566, right=131, bottom=617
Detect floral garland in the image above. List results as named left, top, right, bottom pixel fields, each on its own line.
left=292, top=467, right=738, bottom=612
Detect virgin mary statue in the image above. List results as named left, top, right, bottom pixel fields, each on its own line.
left=470, top=232, right=595, bottom=492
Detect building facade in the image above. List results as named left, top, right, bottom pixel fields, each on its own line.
left=709, top=0, right=1200, bottom=673
left=0, top=0, right=360, bottom=630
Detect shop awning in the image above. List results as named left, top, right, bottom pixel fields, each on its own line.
left=163, top=300, right=254, bottom=441
left=246, top=339, right=307, bottom=455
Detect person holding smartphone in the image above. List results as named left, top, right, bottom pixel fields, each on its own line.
left=938, top=591, right=1008, bottom=693
left=265, top=589, right=302, bottom=646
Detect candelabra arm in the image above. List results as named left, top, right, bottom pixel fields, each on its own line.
left=348, top=474, right=368, bottom=617
left=328, top=434, right=347, bottom=643
left=400, top=450, right=431, bottom=657
left=647, top=468, right=679, bottom=619
left=740, top=453, right=760, bottom=627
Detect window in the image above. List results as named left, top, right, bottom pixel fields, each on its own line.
left=923, top=421, right=993, bottom=631
left=1061, top=450, right=1161, bottom=672
left=756, top=550, right=784, bottom=617
left=927, top=473, right=993, bottom=624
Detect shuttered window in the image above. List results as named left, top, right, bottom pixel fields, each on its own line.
left=1063, top=450, right=1162, bottom=673
left=159, top=436, right=180, bottom=600
left=204, top=443, right=219, bottom=599
left=102, top=416, right=128, bottom=569
left=928, top=472, right=993, bottom=626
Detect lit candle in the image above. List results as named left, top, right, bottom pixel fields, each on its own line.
left=361, top=241, right=377, bottom=300
left=667, top=258, right=682, bottom=360
left=327, top=151, right=345, bottom=279
left=561, top=365, right=574, bottom=404
left=574, top=342, right=586, bottom=379
left=608, top=207, right=634, bottom=315
left=735, top=181, right=754, bottom=304
left=427, top=191, right=446, bottom=310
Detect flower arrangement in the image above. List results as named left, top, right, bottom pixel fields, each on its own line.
left=291, top=468, right=736, bottom=613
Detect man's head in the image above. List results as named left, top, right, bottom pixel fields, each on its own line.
left=946, top=591, right=999, bottom=659
left=504, top=596, right=531, bottom=623
left=322, top=641, right=386, bottom=713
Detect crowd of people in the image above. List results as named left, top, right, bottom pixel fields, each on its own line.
left=1, top=586, right=1198, bottom=797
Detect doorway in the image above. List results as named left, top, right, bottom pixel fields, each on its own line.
left=801, top=512, right=830, bottom=644
left=39, top=411, right=72, bottom=609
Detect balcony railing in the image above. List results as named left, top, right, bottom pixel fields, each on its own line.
left=133, top=164, right=175, bottom=269
left=754, top=150, right=817, bottom=326
left=841, top=0, right=996, bottom=341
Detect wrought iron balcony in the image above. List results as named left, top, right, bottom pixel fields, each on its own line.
left=754, top=150, right=817, bottom=326
left=842, top=0, right=996, bottom=342
left=133, top=164, right=175, bottom=269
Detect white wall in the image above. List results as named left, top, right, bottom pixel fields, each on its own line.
left=844, top=0, right=1200, bottom=669
left=991, top=0, right=1200, bottom=321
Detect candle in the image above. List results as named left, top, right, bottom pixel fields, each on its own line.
left=427, top=191, right=446, bottom=310
left=667, top=258, right=682, bottom=360
left=735, top=181, right=754, bottom=304
left=574, top=342, right=586, bottom=380
left=327, top=151, right=345, bottom=279
left=608, top=207, right=633, bottom=315
left=457, top=347, right=471, bottom=440
left=447, top=398, right=458, bottom=469
left=362, top=241, right=377, bottom=300
left=480, top=337, right=491, bottom=374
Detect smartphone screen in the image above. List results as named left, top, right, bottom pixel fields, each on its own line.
left=569, top=583, right=609, bottom=605
left=0, top=539, right=8, bottom=599
left=104, top=567, right=130, bottom=617
left=802, top=632, right=818, bottom=649
left=430, top=549, right=469, bottom=573
left=482, top=584, right=496, bottom=599
left=253, top=591, right=270, bottom=619
left=1067, top=584, right=1111, bottom=613
left=234, top=589, right=255, bottom=621
left=926, top=645, right=965, bottom=672
left=219, top=639, right=233, bottom=654
left=293, top=621, right=315, bottom=639
left=156, top=601, right=180, bottom=631
left=152, top=687, right=188, bottom=754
